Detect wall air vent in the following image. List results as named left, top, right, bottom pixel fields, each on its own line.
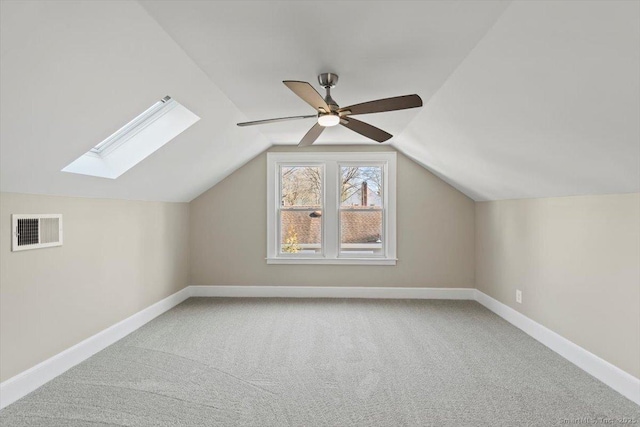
left=12, top=214, right=63, bottom=252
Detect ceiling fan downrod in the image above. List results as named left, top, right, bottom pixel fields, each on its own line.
left=318, top=73, right=339, bottom=112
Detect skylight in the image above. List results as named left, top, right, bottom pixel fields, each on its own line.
left=62, top=96, right=199, bottom=179
left=89, top=96, right=173, bottom=155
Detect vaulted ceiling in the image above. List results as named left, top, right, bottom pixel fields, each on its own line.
left=1, top=0, right=638, bottom=202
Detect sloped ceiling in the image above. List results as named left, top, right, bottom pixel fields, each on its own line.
left=0, top=0, right=270, bottom=202
left=397, top=0, right=640, bottom=200
left=1, top=0, right=638, bottom=202
left=139, top=0, right=509, bottom=145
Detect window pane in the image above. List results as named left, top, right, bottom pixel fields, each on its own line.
left=340, top=166, right=382, bottom=207
left=281, top=166, right=322, bottom=207
left=280, top=210, right=322, bottom=254
left=340, top=209, right=383, bottom=255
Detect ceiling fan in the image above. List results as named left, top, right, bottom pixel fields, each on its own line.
left=237, top=73, right=423, bottom=146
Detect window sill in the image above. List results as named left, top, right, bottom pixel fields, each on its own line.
left=266, top=258, right=397, bottom=266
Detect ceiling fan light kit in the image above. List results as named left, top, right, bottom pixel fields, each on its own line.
left=317, top=114, right=340, bottom=127
left=237, top=73, right=423, bottom=146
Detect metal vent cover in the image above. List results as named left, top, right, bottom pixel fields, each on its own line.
left=12, top=214, right=63, bottom=251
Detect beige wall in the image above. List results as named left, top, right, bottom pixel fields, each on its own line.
left=476, top=193, right=640, bottom=377
left=189, top=145, right=475, bottom=288
left=5, top=157, right=636, bottom=385
left=0, top=193, right=190, bottom=381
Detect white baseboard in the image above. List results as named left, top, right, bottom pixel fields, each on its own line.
left=474, top=290, right=640, bottom=406
left=2, top=285, right=637, bottom=410
left=0, top=286, right=191, bottom=410
left=189, top=285, right=476, bottom=300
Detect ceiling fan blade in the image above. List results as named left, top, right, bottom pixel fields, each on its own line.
left=237, top=114, right=316, bottom=127
left=283, top=81, right=331, bottom=112
left=339, top=94, right=422, bottom=116
left=298, top=122, right=325, bottom=147
left=341, top=117, right=392, bottom=143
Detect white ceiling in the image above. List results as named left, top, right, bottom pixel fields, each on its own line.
left=1, top=0, right=638, bottom=202
left=397, top=0, right=640, bottom=200
left=0, top=0, right=270, bottom=202
left=139, top=0, right=509, bottom=145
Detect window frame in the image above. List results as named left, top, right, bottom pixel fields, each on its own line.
left=337, top=161, right=386, bottom=259
left=277, top=162, right=325, bottom=259
left=267, top=152, right=396, bottom=265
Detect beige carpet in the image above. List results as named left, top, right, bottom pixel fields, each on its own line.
left=1, top=298, right=638, bottom=426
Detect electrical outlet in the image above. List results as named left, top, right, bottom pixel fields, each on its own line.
left=516, top=290, right=522, bottom=304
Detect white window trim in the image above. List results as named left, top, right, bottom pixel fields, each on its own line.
left=267, top=152, right=397, bottom=265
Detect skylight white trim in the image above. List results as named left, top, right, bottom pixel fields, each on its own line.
left=90, top=96, right=174, bottom=155
left=62, top=96, right=199, bottom=179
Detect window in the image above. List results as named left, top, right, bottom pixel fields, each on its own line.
left=280, top=165, right=323, bottom=255
left=340, top=165, right=384, bottom=256
left=62, top=96, right=199, bottom=179
left=267, top=152, right=396, bottom=265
